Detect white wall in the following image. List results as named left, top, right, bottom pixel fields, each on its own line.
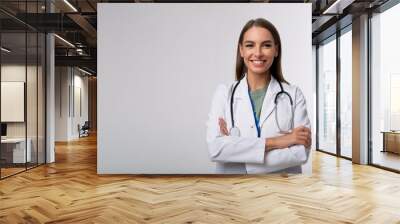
left=55, top=67, right=69, bottom=141
left=98, top=3, right=314, bottom=174
left=1, top=65, right=39, bottom=138
left=55, top=67, right=89, bottom=141
left=1, top=65, right=27, bottom=143
left=72, top=73, right=89, bottom=138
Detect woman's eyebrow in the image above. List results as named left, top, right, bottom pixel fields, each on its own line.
left=262, top=40, right=274, bottom=43
left=243, top=40, right=274, bottom=44
left=243, top=40, right=254, bottom=44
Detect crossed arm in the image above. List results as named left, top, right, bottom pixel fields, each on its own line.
left=206, top=84, right=312, bottom=167
left=218, top=118, right=312, bottom=152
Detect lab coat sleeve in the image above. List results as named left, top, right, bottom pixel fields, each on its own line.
left=206, top=85, right=266, bottom=164
left=263, top=87, right=311, bottom=169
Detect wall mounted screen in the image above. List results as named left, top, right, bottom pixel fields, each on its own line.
left=98, top=3, right=313, bottom=174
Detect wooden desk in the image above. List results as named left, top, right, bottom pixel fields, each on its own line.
left=381, top=131, right=400, bottom=154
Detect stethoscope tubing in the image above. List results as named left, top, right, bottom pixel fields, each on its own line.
left=229, top=77, right=294, bottom=135
left=230, top=79, right=241, bottom=129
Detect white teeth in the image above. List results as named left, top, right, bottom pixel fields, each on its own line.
left=252, top=60, right=264, bottom=65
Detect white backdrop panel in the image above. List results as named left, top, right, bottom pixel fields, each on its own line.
left=98, top=3, right=313, bottom=174
left=1, top=82, right=25, bottom=122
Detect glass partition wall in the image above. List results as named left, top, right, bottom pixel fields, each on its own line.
left=317, top=35, right=337, bottom=155
left=316, top=0, right=400, bottom=170
left=339, top=27, right=352, bottom=159
left=0, top=31, right=27, bottom=177
left=0, top=2, right=46, bottom=179
left=370, top=3, right=400, bottom=171
left=317, top=26, right=353, bottom=159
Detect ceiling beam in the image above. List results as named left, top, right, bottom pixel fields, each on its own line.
left=67, top=13, right=97, bottom=45
left=55, top=55, right=96, bottom=71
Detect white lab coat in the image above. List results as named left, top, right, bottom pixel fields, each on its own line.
left=206, top=75, right=311, bottom=174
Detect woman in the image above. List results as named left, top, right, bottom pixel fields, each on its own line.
left=206, top=18, right=311, bottom=174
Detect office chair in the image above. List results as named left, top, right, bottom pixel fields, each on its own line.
left=79, top=121, right=90, bottom=138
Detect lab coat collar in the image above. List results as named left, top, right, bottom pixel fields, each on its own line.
left=234, top=74, right=281, bottom=127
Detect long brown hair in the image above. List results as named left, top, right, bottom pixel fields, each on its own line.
left=235, top=18, right=287, bottom=83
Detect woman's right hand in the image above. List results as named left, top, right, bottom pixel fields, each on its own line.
left=265, top=126, right=311, bottom=151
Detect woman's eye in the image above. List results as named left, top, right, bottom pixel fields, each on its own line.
left=245, top=44, right=253, bottom=48
left=263, top=44, right=272, bottom=48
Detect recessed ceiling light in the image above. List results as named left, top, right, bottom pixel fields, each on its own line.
left=323, top=0, right=354, bottom=15
left=54, top=34, right=75, bottom=48
left=1, top=47, right=11, bottom=53
left=63, top=0, right=78, bottom=12
left=78, top=67, right=93, bottom=76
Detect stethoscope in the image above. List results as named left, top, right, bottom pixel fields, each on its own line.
left=229, top=77, right=294, bottom=137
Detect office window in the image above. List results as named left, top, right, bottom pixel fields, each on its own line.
left=340, top=28, right=352, bottom=158
left=318, top=36, right=337, bottom=155
left=371, top=3, right=400, bottom=171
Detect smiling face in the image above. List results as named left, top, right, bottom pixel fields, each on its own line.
left=239, top=26, right=279, bottom=77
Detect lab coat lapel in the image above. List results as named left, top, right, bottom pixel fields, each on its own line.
left=234, top=75, right=252, bottom=103
left=233, top=75, right=254, bottom=124
left=259, top=76, right=280, bottom=127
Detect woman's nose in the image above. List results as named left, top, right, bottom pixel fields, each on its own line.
left=254, top=47, right=262, bottom=56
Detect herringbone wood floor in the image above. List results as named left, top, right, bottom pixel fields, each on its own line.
left=1, top=134, right=400, bottom=223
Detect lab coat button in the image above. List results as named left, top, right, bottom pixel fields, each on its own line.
left=251, top=126, right=254, bottom=128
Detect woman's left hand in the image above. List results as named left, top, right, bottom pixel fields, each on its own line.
left=218, top=118, right=229, bottom=136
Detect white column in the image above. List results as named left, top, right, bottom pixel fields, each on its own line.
left=45, top=0, right=56, bottom=163
left=352, top=14, right=369, bottom=164
left=46, top=32, right=55, bottom=163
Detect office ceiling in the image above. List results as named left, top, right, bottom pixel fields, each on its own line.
left=0, top=0, right=391, bottom=75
